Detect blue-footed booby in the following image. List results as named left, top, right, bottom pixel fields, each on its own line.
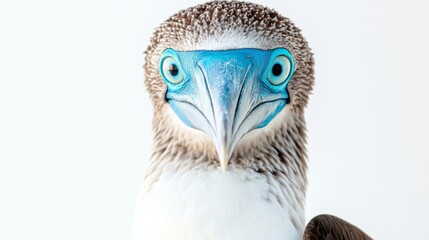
left=132, top=1, right=372, bottom=239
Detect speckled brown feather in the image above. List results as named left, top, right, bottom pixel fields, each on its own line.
left=303, top=214, right=372, bottom=240
left=145, top=1, right=314, bottom=110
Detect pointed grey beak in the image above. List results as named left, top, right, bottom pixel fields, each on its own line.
left=195, top=57, right=252, bottom=172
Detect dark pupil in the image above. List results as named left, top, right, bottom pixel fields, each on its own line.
left=272, top=63, right=283, bottom=77
left=168, top=64, right=179, bottom=77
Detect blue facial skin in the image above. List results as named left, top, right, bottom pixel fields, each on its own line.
left=159, top=48, right=295, bottom=142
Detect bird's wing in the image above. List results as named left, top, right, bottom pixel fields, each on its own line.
left=303, top=214, right=372, bottom=240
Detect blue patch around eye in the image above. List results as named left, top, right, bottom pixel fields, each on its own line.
left=159, top=48, right=295, bottom=130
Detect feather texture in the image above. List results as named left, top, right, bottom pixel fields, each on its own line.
left=303, top=215, right=372, bottom=240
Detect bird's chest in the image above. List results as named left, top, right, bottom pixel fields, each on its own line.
left=132, top=167, right=300, bottom=240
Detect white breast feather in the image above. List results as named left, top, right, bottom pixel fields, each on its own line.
left=131, top=165, right=300, bottom=240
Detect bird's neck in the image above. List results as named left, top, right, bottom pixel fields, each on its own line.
left=145, top=105, right=308, bottom=232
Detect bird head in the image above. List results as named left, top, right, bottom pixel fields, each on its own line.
left=145, top=1, right=314, bottom=172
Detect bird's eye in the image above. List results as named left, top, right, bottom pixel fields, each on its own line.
left=161, top=56, right=184, bottom=84
left=267, top=55, right=292, bottom=86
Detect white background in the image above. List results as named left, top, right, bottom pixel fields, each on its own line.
left=1, top=0, right=428, bottom=239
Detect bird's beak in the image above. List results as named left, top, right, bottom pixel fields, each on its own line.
left=196, top=56, right=253, bottom=172
left=166, top=50, right=289, bottom=172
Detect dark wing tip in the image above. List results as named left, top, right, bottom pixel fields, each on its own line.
left=303, top=214, right=372, bottom=240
